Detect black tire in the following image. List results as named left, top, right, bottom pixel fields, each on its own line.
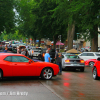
left=41, top=68, right=53, bottom=80
left=93, top=67, right=98, bottom=80
left=80, top=67, right=84, bottom=72
left=89, top=62, right=94, bottom=67
left=0, top=70, right=3, bottom=80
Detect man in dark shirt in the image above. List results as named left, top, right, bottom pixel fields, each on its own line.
left=55, top=49, right=62, bottom=75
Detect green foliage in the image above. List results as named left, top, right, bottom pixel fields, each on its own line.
left=0, top=0, right=15, bottom=33
left=0, top=30, right=24, bottom=41
left=15, top=0, right=67, bottom=42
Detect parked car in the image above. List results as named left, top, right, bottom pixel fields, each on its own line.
left=85, top=59, right=97, bottom=67
left=0, top=53, right=59, bottom=80
left=83, top=46, right=90, bottom=52
left=62, top=54, right=85, bottom=71
left=78, top=52, right=100, bottom=61
left=28, top=47, right=42, bottom=59
left=92, top=57, right=100, bottom=80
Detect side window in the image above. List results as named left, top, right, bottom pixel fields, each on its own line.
left=4, top=56, right=12, bottom=62
left=12, top=56, right=29, bottom=62
left=87, top=53, right=94, bottom=56
left=81, top=53, right=87, bottom=56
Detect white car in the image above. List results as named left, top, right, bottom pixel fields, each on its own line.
left=78, top=52, right=100, bottom=61
left=28, top=47, right=42, bottom=59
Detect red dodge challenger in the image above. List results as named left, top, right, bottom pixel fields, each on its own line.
left=0, top=53, right=59, bottom=80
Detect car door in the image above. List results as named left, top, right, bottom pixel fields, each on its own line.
left=87, top=53, right=95, bottom=59
left=3, top=56, right=13, bottom=77
left=78, top=53, right=88, bottom=61
left=12, top=56, right=37, bottom=76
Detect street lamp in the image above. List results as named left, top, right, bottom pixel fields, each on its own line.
left=77, top=33, right=79, bottom=51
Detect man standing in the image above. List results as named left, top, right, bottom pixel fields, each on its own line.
left=44, top=50, right=50, bottom=62
left=55, top=49, right=62, bottom=75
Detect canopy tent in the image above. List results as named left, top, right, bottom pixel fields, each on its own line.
left=46, top=41, right=52, bottom=45
left=66, top=49, right=81, bottom=53
left=56, top=41, right=64, bottom=45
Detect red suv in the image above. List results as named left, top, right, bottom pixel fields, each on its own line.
left=92, top=58, right=100, bottom=80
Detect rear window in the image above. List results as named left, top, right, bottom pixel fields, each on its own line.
left=95, top=53, right=100, bottom=56
left=65, top=55, right=79, bottom=58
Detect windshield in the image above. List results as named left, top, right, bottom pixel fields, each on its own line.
left=65, top=55, right=79, bottom=58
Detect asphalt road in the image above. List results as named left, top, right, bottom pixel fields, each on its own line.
left=0, top=67, right=100, bottom=100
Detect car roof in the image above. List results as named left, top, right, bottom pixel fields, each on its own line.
left=0, top=53, right=25, bottom=59
left=81, top=52, right=99, bottom=53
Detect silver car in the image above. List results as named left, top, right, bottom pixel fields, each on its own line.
left=62, top=54, right=85, bottom=71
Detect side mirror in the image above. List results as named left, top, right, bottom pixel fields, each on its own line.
left=97, top=57, right=100, bottom=61
left=28, top=60, right=31, bottom=64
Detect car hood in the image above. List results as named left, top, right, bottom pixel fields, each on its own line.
left=35, top=61, right=58, bottom=66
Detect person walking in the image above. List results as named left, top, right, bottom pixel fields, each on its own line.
left=25, top=49, right=28, bottom=56
left=17, top=46, right=20, bottom=54
left=21, top=49, right=25, bottom=55
left=4, top=46, right=8, bottom=53
left=55, top=49, right=62, bottom=75
left=44, top=50, right=50, bottom=62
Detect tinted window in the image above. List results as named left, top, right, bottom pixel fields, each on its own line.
left=80, top=53, right=87, bottom=56
left=12, top=56, right=29, bottom=62
left=4, top=56, right=12, bottom=62
left=87, top=53, right=94, bottom=56
left=95, top=53, right=100, bottom=56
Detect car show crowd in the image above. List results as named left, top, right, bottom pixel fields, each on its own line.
left=1, top=40, right=100, bottom=80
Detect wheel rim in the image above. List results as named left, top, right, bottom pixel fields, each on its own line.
left=93, top=69, right=96, bottom=79
left=89, top=62, right=94, bottom=67
left=43, top=69, right=52, bottom=79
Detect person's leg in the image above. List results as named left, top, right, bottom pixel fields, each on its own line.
left=56, top=62, right=60, bottom=72
left=59, top=63, right=62, bottom=74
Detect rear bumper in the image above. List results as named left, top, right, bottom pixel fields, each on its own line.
left=62, top=64, right=85, bottom=69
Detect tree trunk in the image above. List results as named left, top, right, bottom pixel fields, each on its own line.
left=91, top=25, right=98, bottom=52
left=34, top=38, right=36, bottom=46
left=38, top=38, right=41, bottom=47
left=53, top=35, right=56, bottom=49
left=67, top=22, right=75, bottom=50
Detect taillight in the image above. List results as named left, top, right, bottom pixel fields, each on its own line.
left=42, top=53, right=45, bottom=57
left=65, top=60, right=70, bottom=63
left=80, top=60, right=84, bottom=63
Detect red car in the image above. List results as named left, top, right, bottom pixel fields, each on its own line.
left=85, top=59, right=97, bottom=67
left=0, top=53, right=59, bottom=80
left=92, top=58, right=100, bottom=80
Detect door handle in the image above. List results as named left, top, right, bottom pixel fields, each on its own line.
left=14, top=64, right=17, bottom=65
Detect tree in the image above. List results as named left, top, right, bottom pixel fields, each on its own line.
left=16, top=0, right=67, bottom=48
left=0, top=0, right=15, bottom=33
left=69, top=0, right=100, bottom=51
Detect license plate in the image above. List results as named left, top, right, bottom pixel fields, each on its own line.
left=71, top=64, right=79, bottom=66
left=73, top=64, right=79, bottom=66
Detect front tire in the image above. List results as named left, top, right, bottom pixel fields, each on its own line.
left=41, top=68, right=53, bottom=80
left=89, top=62, right=94, bottom=67
left=0, top=70, right=3, bottom=80
left=93, top=67, right=98, bottom=80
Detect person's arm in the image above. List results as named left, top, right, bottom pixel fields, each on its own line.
left=55, top=52, right=57, bottom=59
left=48, top=57, right=50, bottom=62
left=48, top=54, right=50, bottom=62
